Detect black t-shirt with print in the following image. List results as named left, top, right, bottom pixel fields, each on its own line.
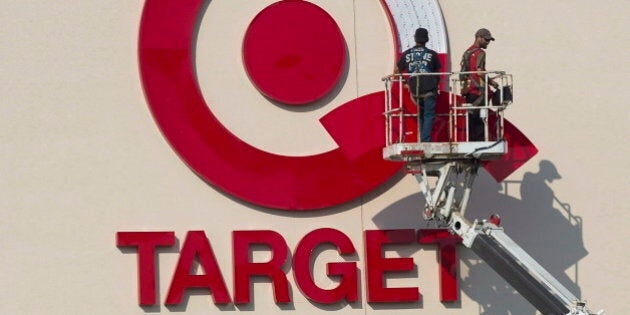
left=397, top=46, right=442, bottom=95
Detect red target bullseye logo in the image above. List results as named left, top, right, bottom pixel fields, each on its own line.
left=139, top=0, right=401, bottom=210
left=139, top=0, right=537, bottom=211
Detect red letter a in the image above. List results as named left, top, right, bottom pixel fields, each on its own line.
left=165, top=231, right=231, bottom=305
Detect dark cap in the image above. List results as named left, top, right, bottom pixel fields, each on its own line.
left=475, top=28, right=495, bottom=41
left=414, top=27, right=429, bottom=43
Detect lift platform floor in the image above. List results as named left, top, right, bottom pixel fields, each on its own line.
left=383, top=141, right=506, bottom=161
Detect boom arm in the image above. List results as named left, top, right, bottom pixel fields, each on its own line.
left=413, top=160, right=601, bottom=315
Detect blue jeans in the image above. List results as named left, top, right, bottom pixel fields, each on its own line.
left=416, top=93, right=436, bottom=142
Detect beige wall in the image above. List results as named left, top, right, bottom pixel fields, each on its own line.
left=1, top=0, right=628, bottom=314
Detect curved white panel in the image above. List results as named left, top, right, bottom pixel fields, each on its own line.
left=383, top=0, right=448, bottom=54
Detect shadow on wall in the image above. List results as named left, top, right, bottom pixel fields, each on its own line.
left=372, top=160, right=588, bottom=315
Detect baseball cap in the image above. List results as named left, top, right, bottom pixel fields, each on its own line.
left=415, top=27, right=429, bottom=43
left=475, top=28, right=495, bottom=41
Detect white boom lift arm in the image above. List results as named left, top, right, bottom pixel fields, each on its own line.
left=382, top=72, right=603, bottom=315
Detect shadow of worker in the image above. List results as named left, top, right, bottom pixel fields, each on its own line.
left=517, top=160, right=588, bottom=296
left=463, top=160, right=588, bottom=314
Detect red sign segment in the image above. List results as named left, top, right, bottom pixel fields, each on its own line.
left=320, top=92, right=389, bottom=160
left=165, top=231, right=231, bottom=305
left=242, top=0, right=346, bottom=105
left=293, top=228, right=358, bottom=303
left=418, top=229, right=462, bottom=302
left=483, top=120, right=539, bottom=182
left=364, top=229, right=420, bottom=302
left=116, top=232, right=175, bottom=306
left=232, top=230, right=290, bottom=304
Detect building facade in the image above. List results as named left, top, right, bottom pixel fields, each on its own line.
left=1, top=0, right=628, bottom=314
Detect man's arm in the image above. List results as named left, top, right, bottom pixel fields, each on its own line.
left=475, top=50, right=498, bottom=88
left=433, top=51, right=442, bottom=72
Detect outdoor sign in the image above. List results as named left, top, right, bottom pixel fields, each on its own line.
left=120, top=0, right=537, bottom=308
